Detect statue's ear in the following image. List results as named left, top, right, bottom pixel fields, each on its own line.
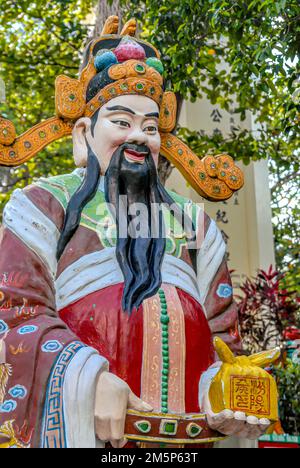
left=72, top=117, right=92, bottom=167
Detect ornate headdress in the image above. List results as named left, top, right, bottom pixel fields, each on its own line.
left=0, top=16, right=243, bottom=201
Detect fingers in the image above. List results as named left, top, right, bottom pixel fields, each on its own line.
left=95, top=372, right=153, bottom=448
left=110, top=415, right=127, bottom=441
left=95, top=415, right=111, bottom=442
left=213, top=337, right=235, bottom=364
left=215, top=412, right=247, bottom=436
left=205, top=389, right=271, bottom=439
left=229, top=416, right=271, bottom=440
left=207, top=409, right=234, bottom=430
left=207, top=407, right=248, bottom=436
left=97, top=391, right=152, bottom=447
left=95, top=372, right=130, bottom=445
left=128, top=391, right=153, bottom=412
left=209, top=413, right=271, bottom=440
left=96, top=413, right=127, bottom=445
left=259, top=418, right=271, bottom=433
left=210, top=415, right=234, bottom=434
left=110, top=438, right=128, bottom=449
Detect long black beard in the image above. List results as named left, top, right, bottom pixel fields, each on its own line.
left=105, top=144, right=166, bottom=313
left=57, top=142, right=197, bottom=315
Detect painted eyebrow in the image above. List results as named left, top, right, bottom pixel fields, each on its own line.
left=106, top=106, right=159, bottom=119
left=106, top=105, right=136, bottom=115
left=145, top=112, right=159, bottom=118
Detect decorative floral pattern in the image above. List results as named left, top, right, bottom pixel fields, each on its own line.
left=217, top=284, right=233, bottom=299
left=41, top=340, right=63, bottom=353
left=8, top=385, right=27, bottom=400
left=0, top=400, right=17, bottom=413
left=17, top=325, right=38, bottom=335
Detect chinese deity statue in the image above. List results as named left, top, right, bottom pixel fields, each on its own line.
left=0, top=17, right=279, bottom=448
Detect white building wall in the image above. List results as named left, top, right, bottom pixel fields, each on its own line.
left=166, top=98, right=275, bottom=291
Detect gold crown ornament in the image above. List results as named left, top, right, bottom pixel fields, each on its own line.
left=0, top=16, right=244, bottom=202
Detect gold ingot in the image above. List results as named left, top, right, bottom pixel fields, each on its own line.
left=209, top=337, right=280, bottom=422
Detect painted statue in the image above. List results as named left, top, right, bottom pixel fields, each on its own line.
left=0, top=17, right=279, bottom=448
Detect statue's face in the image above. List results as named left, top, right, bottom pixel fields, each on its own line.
left=73, top=95, right=161, bottom=174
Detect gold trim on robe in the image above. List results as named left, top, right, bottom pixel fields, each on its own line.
left=140, top=284, right=186, bottom=447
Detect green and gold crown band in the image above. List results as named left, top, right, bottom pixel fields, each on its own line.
left=0, top=16, right=244, bottom=202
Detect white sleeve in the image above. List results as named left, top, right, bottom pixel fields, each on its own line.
left=198, top=362, right=221, bottom=411
left=197, top=220, right=226, bottom=306
left=63, top=347, right=109, bottom=448
left=3, top=188, right=59, bottom=278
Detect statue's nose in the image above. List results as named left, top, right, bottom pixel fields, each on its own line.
left=126, top=128, right=148, bottom=146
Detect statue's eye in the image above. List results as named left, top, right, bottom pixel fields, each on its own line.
left=144, top=125, right=158, bottom=134
left=111, top=120, right=130, bottom=128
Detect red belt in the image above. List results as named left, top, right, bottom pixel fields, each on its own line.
left=125, top=410, right=225, bottom=445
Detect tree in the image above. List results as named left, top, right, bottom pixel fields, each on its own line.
left=0, top=0, right=299, bottom=292
left=0, top=0, right=94, bottom=208
left=93, top=0, right=121, bottom=37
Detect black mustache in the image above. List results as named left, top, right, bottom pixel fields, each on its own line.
left=119, top=142, right=150, bottom=155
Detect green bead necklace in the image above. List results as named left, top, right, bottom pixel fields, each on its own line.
left=158, top=288, right=170, bottom=414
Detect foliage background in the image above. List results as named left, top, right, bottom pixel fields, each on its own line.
left=273, top=360, right=300, bottom=435
left=0, top=0, right=299, bottom=295
left=237, top=267, right=300, bottom=354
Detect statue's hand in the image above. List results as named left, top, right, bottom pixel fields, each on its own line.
left=204, top=338, right=280, bottom=440
left=95, top=371, right=153, bottom=448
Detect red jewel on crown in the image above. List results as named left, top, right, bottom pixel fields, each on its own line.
left=114, top=36, right=146, bottom=63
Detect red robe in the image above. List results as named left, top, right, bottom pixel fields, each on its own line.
left=0, top=180, right=240, bottom=448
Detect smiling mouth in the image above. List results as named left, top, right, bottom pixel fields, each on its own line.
left=124, top=149, right=148, bottom=164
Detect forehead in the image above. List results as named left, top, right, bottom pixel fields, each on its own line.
left=99, top=95, right=160, bottom=117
